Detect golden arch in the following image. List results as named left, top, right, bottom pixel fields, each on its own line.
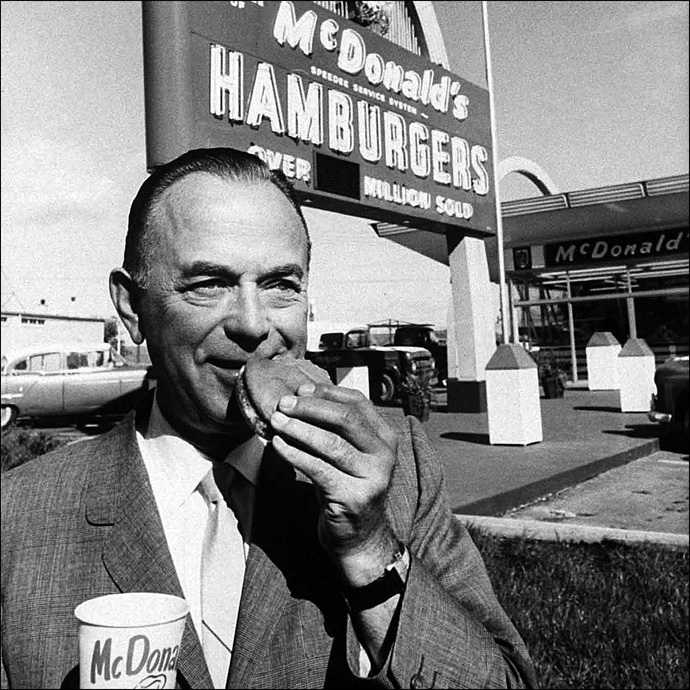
left=411, top=1, right=450, bottom=67
left=498, top=156, right=559, bottom=195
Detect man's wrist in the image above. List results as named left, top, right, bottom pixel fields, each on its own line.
left=342, top=541, right=409, bottom=611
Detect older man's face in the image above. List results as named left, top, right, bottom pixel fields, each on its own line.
left=136, top=173, right=310, bottom=436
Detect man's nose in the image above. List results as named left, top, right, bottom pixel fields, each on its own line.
left=223, top=287, right=270, bottom=349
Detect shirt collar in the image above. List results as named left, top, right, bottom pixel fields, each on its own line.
left=142, top=394, right=266, bottom=510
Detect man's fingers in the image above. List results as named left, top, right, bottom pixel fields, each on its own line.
left=301, top=383, right=399, bottom=447
left=277, top=387, right=396, bottom=453
left=271, top=434, right=339, bottom=489
left=271, top=410, right=365, bottom=476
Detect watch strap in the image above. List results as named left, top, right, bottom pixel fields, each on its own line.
left=342, top=542, right=409, bottom=611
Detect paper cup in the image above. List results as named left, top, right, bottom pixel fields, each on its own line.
left=75, top=592, right=189, bottom=689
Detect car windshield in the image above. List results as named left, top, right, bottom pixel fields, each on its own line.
left=319, top=333, right=342, bottom=350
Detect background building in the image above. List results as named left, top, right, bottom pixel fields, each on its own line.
left=1, top=311, right=105, bottom=359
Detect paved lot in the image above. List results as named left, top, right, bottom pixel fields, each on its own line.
left=501, top=450, right=688, bottom=535
left=382, top=388, right=687, bottom=529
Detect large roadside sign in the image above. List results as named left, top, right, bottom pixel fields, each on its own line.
left=142, top=0, right=494, bottom=236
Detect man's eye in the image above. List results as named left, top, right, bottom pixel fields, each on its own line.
left=188, top=280, right=227, bottom=294
left=267, top=280, right=302, bottom=293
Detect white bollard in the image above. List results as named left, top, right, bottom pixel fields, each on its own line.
left=618, top=339, right=656, bottom=412
left=486, top=344, right=543, bottom=446
left=586, top=332, right=621, bottom=390
left=336, top=366, right=370, bottom=399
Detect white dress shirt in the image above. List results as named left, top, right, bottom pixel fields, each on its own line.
left=137, top=395, right=263, bottom=643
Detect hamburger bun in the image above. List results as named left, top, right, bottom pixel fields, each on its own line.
left=235, top=355, right=331, bottom=439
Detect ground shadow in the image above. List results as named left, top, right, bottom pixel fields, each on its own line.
left=573, top=406, right=623, bottom=413
left=440, top=431, right=490, bottom=445
left=604, top=424, right=689, bottom=455
left=17, top=418, right=117, bottom=436
left=602, top=423, right=670, bottom=441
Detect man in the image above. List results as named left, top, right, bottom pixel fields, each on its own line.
left=1, top=148, right=537, bottom=689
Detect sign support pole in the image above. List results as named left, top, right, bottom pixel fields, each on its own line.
left=481, top=1, right=542, bottom=445
left=481, top=1, right=511, bottom=344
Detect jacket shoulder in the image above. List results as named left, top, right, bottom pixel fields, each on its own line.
left=1, top=416, right=136, bottom=526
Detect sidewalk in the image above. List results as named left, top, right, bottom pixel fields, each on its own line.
left=384, top=388, right=666, bottom=516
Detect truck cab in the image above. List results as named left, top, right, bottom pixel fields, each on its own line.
left=392, top=324, right=448, bottom=386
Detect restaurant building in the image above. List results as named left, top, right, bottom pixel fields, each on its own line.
left=381, top=170, right=689, bottom=381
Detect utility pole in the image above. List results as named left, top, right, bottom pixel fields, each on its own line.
left=481, top=1, right=511, bottom=344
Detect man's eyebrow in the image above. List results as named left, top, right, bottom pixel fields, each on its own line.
left=179, top=261, right=234, bottom=280
left=180, top=261, right=305, bottom=281
left=267, top=264, right=306, bottom=281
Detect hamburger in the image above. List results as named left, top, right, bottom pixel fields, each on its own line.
left=234, top=354, right=332, bottom=439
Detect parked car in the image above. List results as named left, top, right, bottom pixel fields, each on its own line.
left=648, top=355, right=689, bottom=444
left=1, top=343, right=155, bottom=433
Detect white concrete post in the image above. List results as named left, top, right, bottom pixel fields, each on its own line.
left=586, top=332, right=621, bottom=390
left=335, top=366, right=370, bottom=399
left=446, top=235, right=497, bottom=412
left=618, top=338, right=656, bottom=412
left=486, top=344, right=543, bottom=445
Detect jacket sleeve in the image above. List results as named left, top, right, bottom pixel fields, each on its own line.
left=347, top=416, right=538, bottom=689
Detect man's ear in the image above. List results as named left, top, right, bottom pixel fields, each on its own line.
left=109, top=268, right=145, bottom=345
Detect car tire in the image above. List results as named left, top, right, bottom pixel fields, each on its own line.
left=376, top=373, right=396, bottom=404
left=1, top=406, right=18, bottom=434
left=671, top=394, right=690, bottom=452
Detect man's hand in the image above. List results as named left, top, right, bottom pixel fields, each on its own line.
left=270, top=382, right=400, bottom=586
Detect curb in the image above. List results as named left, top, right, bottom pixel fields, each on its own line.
left=452, top=438, right=661, bottom=516
left=456, top=515, right=689, bottom=550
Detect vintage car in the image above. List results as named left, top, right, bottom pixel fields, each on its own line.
left=648, top=354, right=689, bottom=443
left=1, top=342, right=155, bottom=433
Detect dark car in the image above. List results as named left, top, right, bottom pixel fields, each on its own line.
left=648, top=355, right=689, bottom=443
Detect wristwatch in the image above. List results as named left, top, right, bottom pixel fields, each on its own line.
left=342, top=541, right=410, bottom=612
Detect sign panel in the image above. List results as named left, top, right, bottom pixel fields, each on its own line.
left=142, top=0, right=495, bottom=236
left=543, top=229, right=688, bottom=267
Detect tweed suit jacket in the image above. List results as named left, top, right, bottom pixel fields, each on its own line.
left=1, top=402, right=537, bottom=689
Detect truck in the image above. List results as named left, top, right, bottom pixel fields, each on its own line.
left=305, top=322, right=436, bottom=404
left=368, top=321, right=448, bottom=386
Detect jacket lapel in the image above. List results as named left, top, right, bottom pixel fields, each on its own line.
left=84, top=407, right=212, bottom=689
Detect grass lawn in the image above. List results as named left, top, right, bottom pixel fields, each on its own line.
left=469, top=527, right=689, bottom=689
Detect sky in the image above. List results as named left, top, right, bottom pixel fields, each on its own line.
left=1, top=1, right=688, bottom=332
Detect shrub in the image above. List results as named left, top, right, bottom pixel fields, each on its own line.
left=1, top=429, right=70, bottom=473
